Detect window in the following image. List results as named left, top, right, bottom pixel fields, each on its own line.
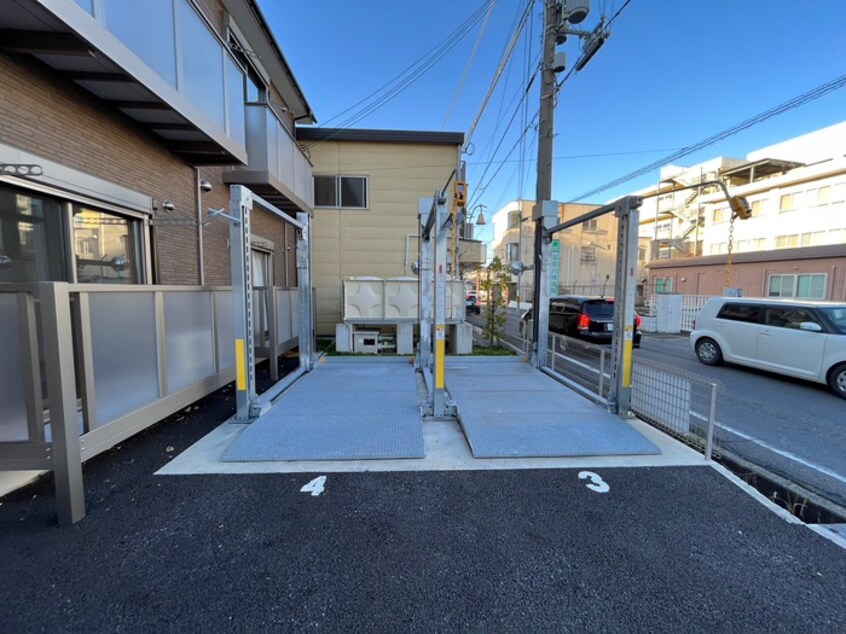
left=768, top=274, right=826, bottom=299
left=712, top=207, right=728, bottom=223
left=508, top=211, right=520, bottom=228
left=832, top=182, right=846, bottom=204
left=779, top=193, right=793, bottom=212
left=816, top=186, right=830, bottom=205
left=229, top=35, right=267, bottom=103
left=776, top=234, right=799, bottom=248
left=72, top=207, right=141, bottom=284
left=750, top=199, right=763, bottom=217
left=584, top=218, right=599, bottom=232
left=765, top=307, right=819, bottom=329
left=580, top=245, right=597, bottom=263
left=313, top=176, right=368, bottom=209
left=506, top=243, right=520, bottom=262
left=655, top=278, right=673, bottom=293
left=0, top=184, right=144, bottom=285
left=717, top=303, right=762, bottom=323
left=0, top=186, right=68, bottom=283
left=800, top=231, right=825, bottom=246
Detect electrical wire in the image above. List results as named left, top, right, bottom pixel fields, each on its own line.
left=569, top=72, right=846, bottom=202
left=301, top=1, right=492, bottom=149
left=463, top=0, right=535, bottom=150
left=441, top=0, right=499, bottom=129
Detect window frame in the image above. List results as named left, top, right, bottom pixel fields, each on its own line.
left=716, top=303, right=763, bottom=324
left=0, top=181, right=149, bottom=285
left=313, top=175, right=369, bottom=210
left=767, top=273, right=827, bottom=300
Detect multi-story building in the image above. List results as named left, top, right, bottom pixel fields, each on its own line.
left=636, top=122, right=846, bottom=300
left=294, top=127, right=477, bottom=337
left=489, top=199, right=615, bottom=304
left=1, top=0, right=314, bottom=289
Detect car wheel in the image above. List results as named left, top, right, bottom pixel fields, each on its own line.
left=695, top=338, right=723, bottom=366
left=827, top=363, right=846, bottom=399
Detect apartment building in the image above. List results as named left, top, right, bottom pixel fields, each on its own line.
left=297, top=127, right=480, bottom=336
left=636, top=122, right=846, bottom=300
left=0, top=0, right=314, bottom=290
left=490, top=199, right=614, bottom=303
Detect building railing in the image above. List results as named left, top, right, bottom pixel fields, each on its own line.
left=240, top=104, right=313, bottom=206
left=0, top=282, right=299, bottom=523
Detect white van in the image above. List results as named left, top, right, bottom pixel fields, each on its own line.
left=690, top=297, right=846, bottom=398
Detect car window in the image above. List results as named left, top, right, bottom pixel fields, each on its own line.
left=584, top=301, right=614, bottom=318
left=550, top=301, right=566, bottom=314
left=819, top=307, right=846, bottom=334
left=716, top=303, right=762, bottom=323
left=764, top=307, right=818, bottom=329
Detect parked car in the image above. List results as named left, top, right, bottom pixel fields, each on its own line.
left=465, top=292, right=480, bottom=315
left=690, top=297, right=846, bottom=398
left=519, top=296, right=642, bottom=347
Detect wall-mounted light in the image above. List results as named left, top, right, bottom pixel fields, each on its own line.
left=199, top=179, right=213, bottom=193
left=161, top=201, right=175, bottom=212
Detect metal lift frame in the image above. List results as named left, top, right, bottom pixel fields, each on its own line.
left=417, top=192, right=453, bottom=418
left=534, top=195, right=643, bottom=415
left=221, top=185, right=315, bottom=422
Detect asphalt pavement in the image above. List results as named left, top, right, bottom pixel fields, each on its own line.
left=470, top=307, right=846, bottom=516
left=1, top=381, right=845, bottom=632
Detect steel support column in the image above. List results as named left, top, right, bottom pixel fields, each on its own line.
left=417, top=198, right=434, bottom=374
left=296, top=210, right=314, bottom=371
left=229, top=185, right=255, bottom=422
left=533, top=200, right=558, bottom=368
left=609, top=196, right=641, bottom=414
left=432, top=192, right=449, bottom=417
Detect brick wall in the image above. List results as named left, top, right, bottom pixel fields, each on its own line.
left=0, top=52, right=302, bottom=289
left=0, top=52, right=201, bottom=284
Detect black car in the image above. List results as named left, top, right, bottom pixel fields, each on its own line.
left=519, top=295, right=642, bottom=347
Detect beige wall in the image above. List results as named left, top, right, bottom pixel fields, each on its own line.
left=308, top=140, right=459, bottom=335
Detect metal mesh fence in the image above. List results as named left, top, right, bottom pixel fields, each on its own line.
left=630, top=356, right=719, bottom=459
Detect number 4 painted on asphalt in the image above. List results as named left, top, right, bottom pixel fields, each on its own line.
left=578, top=471, right=610, bottom=493
left=300, top=476, right=326, bottom=497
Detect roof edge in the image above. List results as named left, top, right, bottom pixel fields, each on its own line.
left=296, top=127, right=464, bottom=145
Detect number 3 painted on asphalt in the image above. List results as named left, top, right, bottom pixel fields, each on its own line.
left=578, top=471, right=610, bottom=493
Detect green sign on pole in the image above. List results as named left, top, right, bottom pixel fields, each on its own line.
left=550, top=239, right=560, bottom=295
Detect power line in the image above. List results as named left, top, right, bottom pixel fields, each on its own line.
left=569, top=72, right=846, bottom=202
left=463, top=0, right=535, bottom=150
left=302, top=2, right=492, bottom=149
left=441, top=0, right=499, bottom=129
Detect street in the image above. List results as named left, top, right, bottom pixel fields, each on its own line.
left=467, top=307, right=846, bottom=514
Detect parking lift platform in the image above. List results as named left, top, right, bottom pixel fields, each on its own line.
left=447, top=357, right=660, bottom=459
left=222, top=357, right=424, bottom=462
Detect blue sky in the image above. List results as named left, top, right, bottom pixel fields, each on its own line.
left=259, top=0, right=846, bottom=246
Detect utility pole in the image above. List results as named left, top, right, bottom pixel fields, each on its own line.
left=531, top=0, right=559, bottom=363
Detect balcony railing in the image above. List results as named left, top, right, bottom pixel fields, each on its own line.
left=0, top=0, right=250, bottom=164
left=0, top=282, right=300, bottom=523
left=224, top=104, right=313, bottom=213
